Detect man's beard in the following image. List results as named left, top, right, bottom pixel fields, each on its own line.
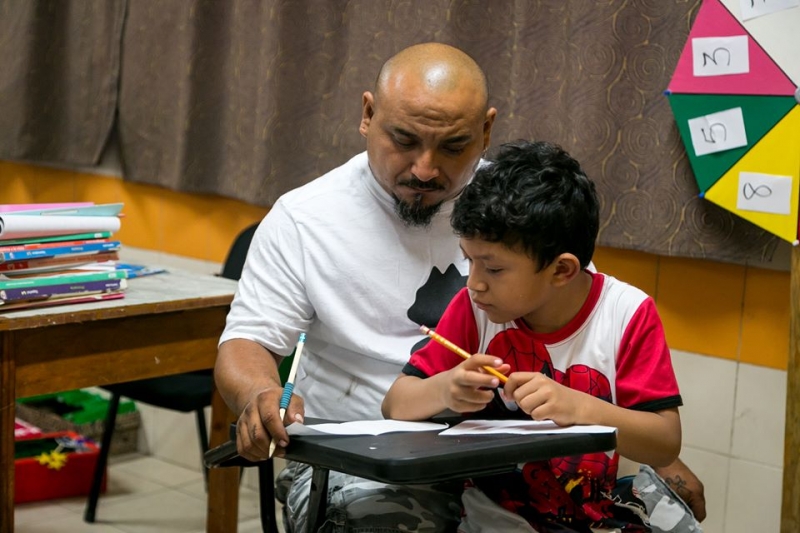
left=393, top=194, right=443, bottom=228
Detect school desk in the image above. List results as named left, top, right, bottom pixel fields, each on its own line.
left=0, top=268, right=240, bottom=533
left=206, top=417, right=617, bottom=533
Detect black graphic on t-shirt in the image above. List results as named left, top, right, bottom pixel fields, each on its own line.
left=407, top=264, right=467, bottom=354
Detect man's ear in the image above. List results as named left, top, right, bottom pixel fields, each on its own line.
left=551, top=253, right=581, bottom=286
left=483, top=107, right=497, bottom=152
left=359, top=91, right=375, bottom=138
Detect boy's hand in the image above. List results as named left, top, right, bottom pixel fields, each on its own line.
left=441, top=353, right=508, bottom=413
left=504, top=372, right=587, bottom=426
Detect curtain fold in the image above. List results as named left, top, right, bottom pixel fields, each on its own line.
left=0, top=0, right=781, bottom=265
left=0, top=0, right=125, bottom=165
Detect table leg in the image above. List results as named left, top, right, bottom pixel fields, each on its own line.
left=206, top=387, right=240, bottom=532
left=306, top=467, right=330, bottom=533
left=1, top=332, right=16, bottom=533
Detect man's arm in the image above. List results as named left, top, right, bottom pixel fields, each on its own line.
left=215, top=338, right=303, bottom=461
left=653, top=458, right=706, bottom=522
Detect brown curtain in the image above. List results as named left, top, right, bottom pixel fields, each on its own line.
left=0, top=0, right=124, bottom=165
left=0, top=0, right=782, bottom=265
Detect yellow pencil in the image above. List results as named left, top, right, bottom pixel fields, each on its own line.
left=419, top=325, right=508, bottom=383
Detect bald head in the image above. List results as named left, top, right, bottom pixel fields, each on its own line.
left=375, top=43, right=489, bottom=110
left=359, top=42, right=497, bottom=227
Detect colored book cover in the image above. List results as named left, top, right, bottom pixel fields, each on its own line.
left=0, top=202, right=94, bottom=213
left=0, top=232, right=112, bottom=247
left=7, top=203, right=124, bottom=217
left=0, top=241, right=121, bottom=263
left=0, top=251, right=120, bottom=275
left=0, top=270, right=128, bottom=290
left=0, top=278, right=126, bottom=302
left=114, top=263, right=168, bottom=278
left=0, top=291, right=125, bottom=312
left=0, top=237, right=110, bottom=253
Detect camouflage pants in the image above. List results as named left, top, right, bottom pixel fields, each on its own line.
left=457, top=465, right=703, bottom=533
left=630, top=465, right=703, bottom=533
left=275, top=463, right=701, bottom=533
left=276, top=461, right=463, bottom=533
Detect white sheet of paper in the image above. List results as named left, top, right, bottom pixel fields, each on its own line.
left=688, top=107, right=748, bottom=156
left=692, top=36, right=749, bottom=77
left=438, top=419, right=616, bottom=436
left=286, top=420, right=448, bottom=436
left=740, top=0, right=799, bottom=21
left=0, top=214, right=121, bottom=240
left=736, top=172, right=793, bottom=215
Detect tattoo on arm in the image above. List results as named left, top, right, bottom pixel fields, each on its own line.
left=663, top=474, right=690, bottom=499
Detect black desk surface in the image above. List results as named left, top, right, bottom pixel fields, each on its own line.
left=283, top=417, right=616, bottom=484
left=207, top=417, right=616, bottom=484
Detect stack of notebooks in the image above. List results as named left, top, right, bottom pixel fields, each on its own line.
left=0, top=202, right=135, bottom=311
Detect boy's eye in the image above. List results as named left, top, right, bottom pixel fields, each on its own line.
left=486, top=267, right=503, bottom=274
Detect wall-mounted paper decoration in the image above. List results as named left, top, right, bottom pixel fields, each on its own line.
left=667, top=0, right=796, bottom=95
left=688, top=107, right=748, bottom=155
left=736, top=172, right=793, bottom=215
left=703, top=107, right=800, bottom=242
left=692, top=36, right=750, bottom=76
left=669, top=94, right=794, bottom=192
left=667, top=0, right=800, bottom=243
left=740, top=0, right=799, bottom=21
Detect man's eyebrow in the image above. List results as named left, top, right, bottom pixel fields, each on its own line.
left=442, top=134, right=472, bottom=145
left=389, top=127, right=472, bottom=145
left=390, top=127, right=418, bottom=139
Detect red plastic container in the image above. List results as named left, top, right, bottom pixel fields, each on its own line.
left=14, top=431, right=106, bottom=504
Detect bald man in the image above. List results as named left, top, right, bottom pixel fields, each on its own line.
left=216, top=42, right=704, bottom=532
left=216, top=42, right=494, bottom=531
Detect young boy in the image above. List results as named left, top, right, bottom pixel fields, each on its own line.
left=382, top=140, right=683, bottom=532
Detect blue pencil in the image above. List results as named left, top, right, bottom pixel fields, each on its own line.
left=268, top=332, right=306, bottom=458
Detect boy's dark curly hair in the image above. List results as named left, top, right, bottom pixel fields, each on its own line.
left=451, top=140, right=599, bottom=271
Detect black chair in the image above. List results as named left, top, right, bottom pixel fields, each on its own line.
left=84, top=223, right=261, bottom=524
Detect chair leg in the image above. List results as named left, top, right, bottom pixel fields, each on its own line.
left=84, top=393, right=121, bottom=523
left=258, top=460, right=279, bottom=533
left=195, top=408, right=210, bottom=489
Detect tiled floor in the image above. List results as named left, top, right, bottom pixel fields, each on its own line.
left=14, top=453, right=283, bottom=533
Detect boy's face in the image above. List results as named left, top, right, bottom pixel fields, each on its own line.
left=461, top=237, right=558, bottom=330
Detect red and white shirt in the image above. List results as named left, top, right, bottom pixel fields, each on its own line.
left=404, top=272, right=682, bottom=531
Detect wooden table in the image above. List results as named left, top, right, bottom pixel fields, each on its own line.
left=1, top=269, right=241, bottom=532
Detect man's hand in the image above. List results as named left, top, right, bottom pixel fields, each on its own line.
left=235, top=385, right=305, bottom=461
left=654, top=458, right=706, bottom=522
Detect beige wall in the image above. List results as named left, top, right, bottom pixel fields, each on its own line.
left=2, top=161, right=789, bottom=533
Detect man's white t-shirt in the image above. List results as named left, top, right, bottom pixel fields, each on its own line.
left=220, top=152, right=469, bottom=420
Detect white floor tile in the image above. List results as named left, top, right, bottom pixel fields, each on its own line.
left=91, top=487, right=206, bottom=533
left=13, top=454, right=275, bottom=532
left=15, top=511, right=128, bottom=532
left=14, top=500, right=75, bottom=526
left=146, top=407, right=205, bottom=471
left=174, top=477, right=267, bottom=520
left=57, top=465, right=165, bottom=512
left=111, top=455, right=203, bottom=488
